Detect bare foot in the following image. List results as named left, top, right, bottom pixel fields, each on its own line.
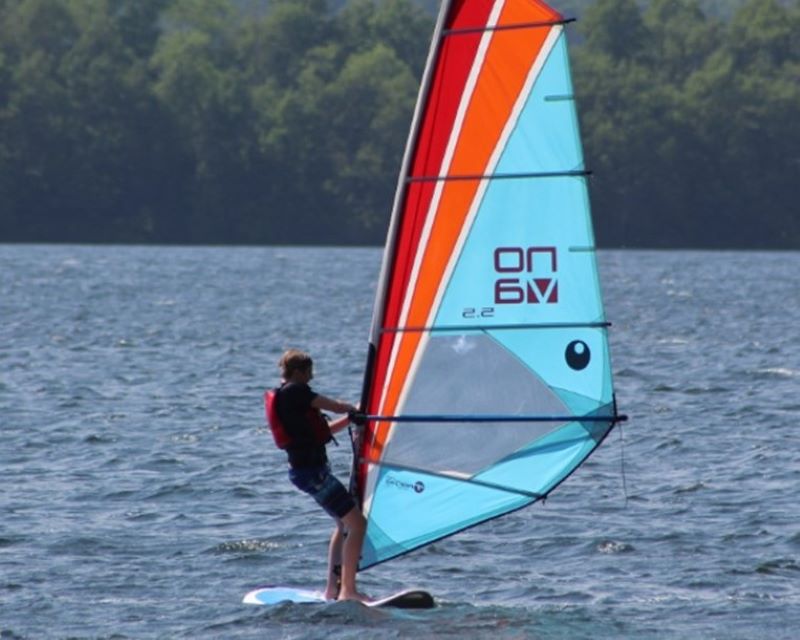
left=337, top=590, right=371, bottom=604
left=323, top=577, right=340, bottom=601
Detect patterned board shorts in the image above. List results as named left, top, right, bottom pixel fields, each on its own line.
left=288, top=464, right=356, bottom=520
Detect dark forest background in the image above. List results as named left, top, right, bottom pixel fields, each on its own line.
left=1, top=0, right=798, bottom=248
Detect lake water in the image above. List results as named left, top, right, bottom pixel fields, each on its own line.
left=1, top=245, right=799, bottom=639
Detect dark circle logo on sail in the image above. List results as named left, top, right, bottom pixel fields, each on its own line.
left=566, top=340, right=591, bottom=370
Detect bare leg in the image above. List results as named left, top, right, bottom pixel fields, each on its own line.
left=337, top=507, right=369, bottom=602
left=324, top=524, right=344, bottom=600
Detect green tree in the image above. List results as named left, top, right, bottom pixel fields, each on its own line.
left=574, top=0, right=800, bottom=247
left=0, top=49, right=13, bottom=234
left=239, top=0, right=329, bottom=88
left=59, top=0, right=186, bottom=241
left=322, top=43, right=419, bottom=241
left=681, top=0, right=800, bottom=247
left=242, top=0, right=426, bottom=244
left=581, top=0, right=648, bottom=61
left=3, top=0, right=795, bottom=247
left=643, top=0, right=721, bottom=82
left=0, top=0, right=78, bottom=240
left=152, top=0, right=257, bottom=242
left=0, top=0, right=185, bottom=242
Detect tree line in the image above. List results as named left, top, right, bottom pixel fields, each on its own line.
left=0, top=0, right=797, bottom=248
left=574, top=0, right=800, bottom=248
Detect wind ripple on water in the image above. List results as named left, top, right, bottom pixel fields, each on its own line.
left=1, top=247, right=799, bottom=638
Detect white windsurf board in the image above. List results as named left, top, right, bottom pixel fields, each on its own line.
left=243, top=586, right=434, bottom=609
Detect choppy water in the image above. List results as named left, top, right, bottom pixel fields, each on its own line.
left=1, top=245, right=799, bottom=639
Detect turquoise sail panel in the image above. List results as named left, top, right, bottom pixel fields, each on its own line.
left=488, top=327, right=613, bottom=416
left=434, top=176, right=602, bottom=326
left=436, top=30, right=602, bottom=329
left=361, top=466, right=531, bottom=568
left=490, top=31, right=584, bottom=175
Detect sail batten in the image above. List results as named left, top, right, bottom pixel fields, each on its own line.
left=364, top=414, right=621, bottom=423
left=406, top=169, right=590, bottom=182
left=361, top=458, right=546, bottom=500
left=381, top=321, right=610, bottom=333
left=444, top=17, right=576, bottom=36
left=353, top=0, right=624, bottom=571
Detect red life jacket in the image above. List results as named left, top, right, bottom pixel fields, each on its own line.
left=264, top=388, right=333, bottom=450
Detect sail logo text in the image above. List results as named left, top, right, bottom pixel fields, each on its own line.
left=385, top=475, right=425, bottom=494
left=493, top=246, right=558, bottom=304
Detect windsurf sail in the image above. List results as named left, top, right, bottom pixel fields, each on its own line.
left=352, top=0, right=626, bottom=570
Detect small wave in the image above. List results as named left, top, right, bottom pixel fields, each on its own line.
left=0, top=535, right=27, bottom=549
left=674, top=482, right=707, bottom=494
left=755, top=558, right=800, bottom=575
left=84, top=433, right=116, bottom=445
left=657, top=337, right=690, bottom=346
left=666, top=289, right=692, bottom=298
left=656, top=437, right=682, bottom=450
left=596, top=539, right=634, bottom=554
left=754, top=367, right=797, bottom=379
left=145, top=482, right=194, bottom=500
left=142, top=456, right=183, bottom=469
left=46, top=536, right=120, bottom=555
left=230, top=486, right=259, bottom=499
left=684, top=386, right=729, bottom=395
left=212, top=539, right=286, bottom=554
left=728, top=589, right=796, bottom=603
left=653, top=384, right=678, bottom=393
left=124, top=510, right=160, bottom=522
left=104, top=489, right=137, bottom=500
left=171, top=433, right=199, bottom=444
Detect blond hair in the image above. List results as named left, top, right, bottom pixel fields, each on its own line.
left=278, top=349, right=313, bottom=379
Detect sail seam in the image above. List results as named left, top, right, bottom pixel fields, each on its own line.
left=361, top=458, right=545, bottom=500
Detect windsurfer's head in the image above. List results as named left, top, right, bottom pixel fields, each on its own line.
left=279, top=349, right=313, bottom=381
